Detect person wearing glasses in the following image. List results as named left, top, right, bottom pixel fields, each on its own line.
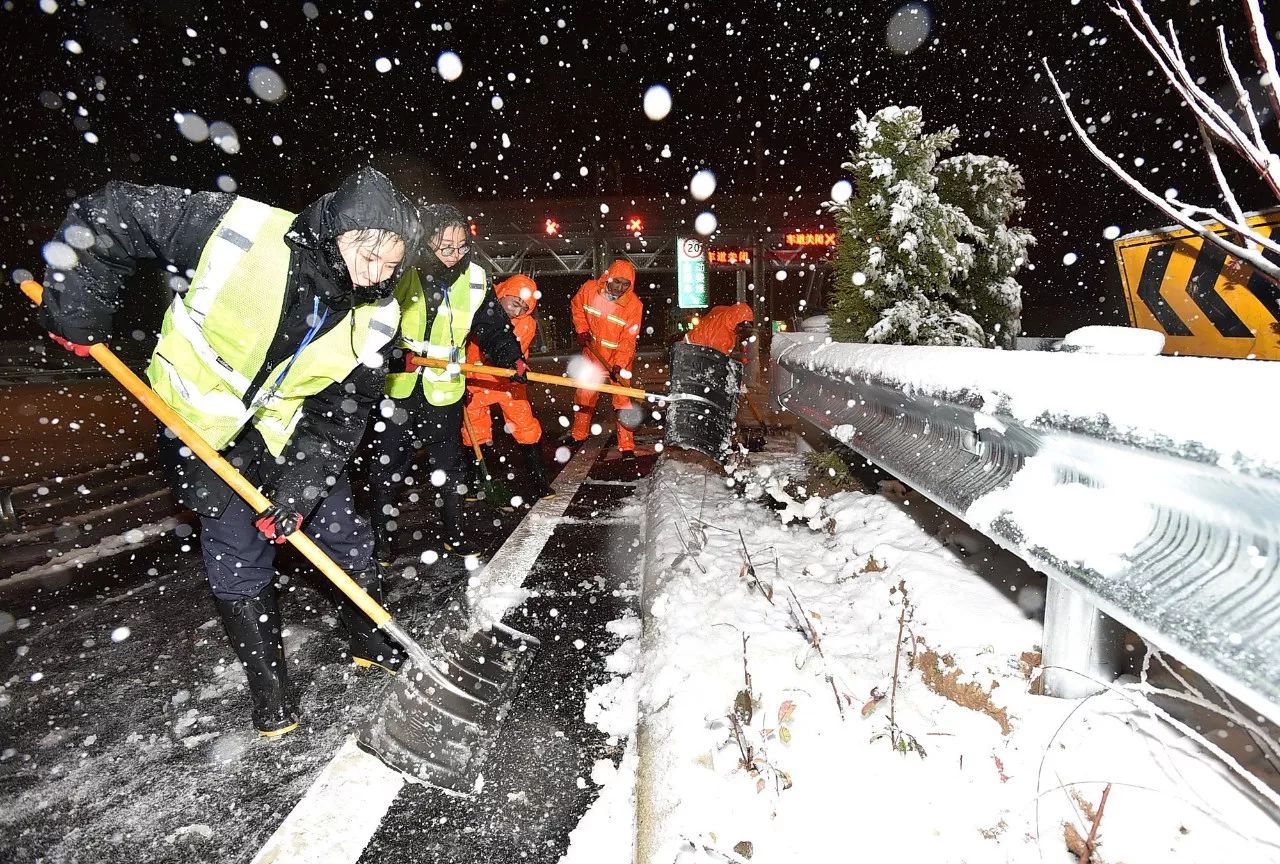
left=566, top=258, right=644, bottom=459
left=367, top=204, right=525, bottom=563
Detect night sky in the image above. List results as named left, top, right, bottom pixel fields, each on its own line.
left=1, top=0, right=1274, bottom=340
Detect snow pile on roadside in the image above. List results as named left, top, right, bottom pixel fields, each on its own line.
left=633, top=453, right=1280, bottom=863
left=774, top=332, right=1280, bottom=473
left=559, top=614, right=642, bottom=864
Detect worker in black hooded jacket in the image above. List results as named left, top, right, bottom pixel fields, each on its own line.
left=39, top=167, right=421, bottom=738
left=367, top=203, right=524, bottom=563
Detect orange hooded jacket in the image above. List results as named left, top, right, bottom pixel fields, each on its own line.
left=570, top=260, right=644, bottom=373
left=467, top=274, right=537, bottom=391
left=686, top=302, right=754, bottom=357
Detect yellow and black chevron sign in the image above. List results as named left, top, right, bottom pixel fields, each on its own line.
left=1115, top=210, right=1280, bottom=360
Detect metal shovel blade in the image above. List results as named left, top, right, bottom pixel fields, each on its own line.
left=356, top=597, right=540, bottom=795
left=665, top=341, right=745, bottom=460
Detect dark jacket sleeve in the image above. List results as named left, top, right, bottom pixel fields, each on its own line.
left=268, top=362, right=387, bottom=517
left=469, top=282, right=522, bottom=368
left=40, top=182, right=234, bottom=343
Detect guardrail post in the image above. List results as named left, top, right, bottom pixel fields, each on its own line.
left=1041, top=577, right=1121, bottom=698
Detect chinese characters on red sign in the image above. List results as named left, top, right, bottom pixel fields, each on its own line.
left=784, top=232, right=837, bottom=247
left=707, top=249, right=752, bottom=265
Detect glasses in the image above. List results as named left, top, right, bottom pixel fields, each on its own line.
left=434, top=243, right=470, bottom=257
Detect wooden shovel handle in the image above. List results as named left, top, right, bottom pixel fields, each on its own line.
left=22, top=280, right=392, bottom=627
left=411, top=355, right=651, bottom=400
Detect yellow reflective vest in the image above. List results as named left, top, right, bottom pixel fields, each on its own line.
left=384, top=262, right=487, bottom=405
left=146, top=197, right=400, bottom=456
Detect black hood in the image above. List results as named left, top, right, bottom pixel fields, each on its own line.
left=418, top=202, right=472, bottom=288
left=287, top=166, right=422, bottom=309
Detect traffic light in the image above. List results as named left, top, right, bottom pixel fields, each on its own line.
left=626, top=216, right=643, bottom=233
left=544, top=218, right=560, bottom=236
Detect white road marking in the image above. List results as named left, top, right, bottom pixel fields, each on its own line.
left=252, top=437, right=605, bottom=864
left=467, top=436, right=605, bottom=627
left=250, top=736, right=403, bottom=864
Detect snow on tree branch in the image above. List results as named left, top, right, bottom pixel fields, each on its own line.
left=1244, top=0, right=1280, bottom=124
left=1045, top=0, right=1280, bottom=288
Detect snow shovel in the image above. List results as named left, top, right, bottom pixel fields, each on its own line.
left=460, top=407, right=514, bottom=507
left=21, top=280, right=538, bottom=795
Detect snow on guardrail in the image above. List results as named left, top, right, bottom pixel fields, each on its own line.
left=772, top=330, right=1280, bottom=723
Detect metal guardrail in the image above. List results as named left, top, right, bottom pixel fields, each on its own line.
left=772, top=333, right=1280, bottom=723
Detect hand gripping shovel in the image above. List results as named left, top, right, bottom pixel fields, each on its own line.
left=22, top=281, right=538, bottom=795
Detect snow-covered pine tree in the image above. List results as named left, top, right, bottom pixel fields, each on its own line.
left=825, top=106, right=1034, bottom=348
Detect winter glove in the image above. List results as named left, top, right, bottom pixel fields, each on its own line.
left=462, top=389, right=474, bottom=406
left=511, top=357, right=529, bottom=384
left=49, top=331, right=92, bottom=357
left=609, top=364, right=623, bottom=383
left=575, top=331, right=593, bottom=352
left=403, top=350, right=419, bottom=373
left=254, top=504, right=303, bottom=545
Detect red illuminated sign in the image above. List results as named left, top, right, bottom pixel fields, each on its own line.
left=544, top=218, right=560, bottom=236
left=626, top=216, right=644, bottom=233
left=469, top=222, right=479, bottom=237
left=785, top=231, right=837, bottom=247
left=708, top=248, right=752, bottom=265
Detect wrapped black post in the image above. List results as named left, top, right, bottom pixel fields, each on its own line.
left=665, top=341, right=744, bottom=460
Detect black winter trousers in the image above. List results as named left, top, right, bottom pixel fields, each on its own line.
left=365, top=397, right=474, bottom=555
left=199, top=472, right=373, bottom=600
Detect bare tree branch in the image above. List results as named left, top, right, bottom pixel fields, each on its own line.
left=1217, top=24, right=1268, bottom=152
left=1113, top=0, right=1280, bottom=196
left=1243, top=0, right=1280, bottom=123
left=1171, top=200, right=1280, bottom=259
left=1195, top=123, right=1252, bottom=249
left=1042, top=59, right=1280, bottom=287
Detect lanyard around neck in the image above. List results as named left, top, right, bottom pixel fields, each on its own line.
left=255, top=296, right=329, bottom=407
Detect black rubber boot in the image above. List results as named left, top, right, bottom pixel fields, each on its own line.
left=216, top=584, right=300, bottom=737
left=338, top=565, right=404, bottom=674
left=521, top=442, right=555, bottom=501
left=373, top=527, right=394, bottom=568
left=441, top=482, right=482, bottom=557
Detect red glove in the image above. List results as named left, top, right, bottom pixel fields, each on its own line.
left=49, top=332, right=92, bottom=357
left=254, top=504, right=302, bottom=545
left=403, top=350, right=419, bottom=373
left=512, top=357, right=529, bottom=384
left=610, top=364, right=623, bottom=382
left=575, top=331, right=592, bottom=352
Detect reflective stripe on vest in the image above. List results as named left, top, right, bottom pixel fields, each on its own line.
left=600, top=339, right=620, bottom=350
left=385, top=262, right=487, bottom=405
left=607, top=314, right=627, bottom=326
left=146, top=196, right=400, bottom=455
left=583, top=304, right=603, bottom=317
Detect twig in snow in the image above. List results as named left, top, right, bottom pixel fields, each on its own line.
left=784, top=585, right=846, bottom=720
left=1141, top=645, right=1280, bottom=776
left=737, top=529, right=774, bottom=604
left=1079, top=782, right=1112, bottom=864
left=874, top=579, right=924, bottom=756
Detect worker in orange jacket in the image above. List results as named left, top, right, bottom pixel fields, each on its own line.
left=686, top=302, right=755, bottom=359
left=568, top=259, right=644, bottom=458
left=462, top=274, right=553, bottom=499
